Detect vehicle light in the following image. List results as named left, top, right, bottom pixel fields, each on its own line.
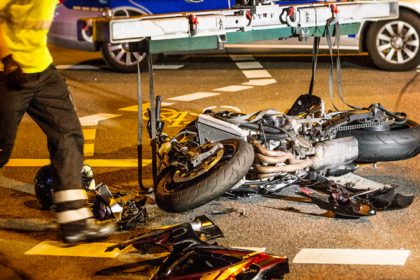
left=102, top=7, right=113, bottom=18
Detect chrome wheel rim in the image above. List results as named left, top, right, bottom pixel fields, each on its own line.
left=376, top=20, right=419, bottom=65
left=107, top=43, right=146, bottom=66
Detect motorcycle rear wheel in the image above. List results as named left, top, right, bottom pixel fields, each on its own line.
left=336, top=119, right=420, bottom=163
left=155, top=138, right=254, bottom=213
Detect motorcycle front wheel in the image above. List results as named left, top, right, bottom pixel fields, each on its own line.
left=155, top=138, right=254, bottom=213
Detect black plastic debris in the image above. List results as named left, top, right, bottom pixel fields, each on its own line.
left=296, top=175, right=414, bottom=218
left=106, top=215, right=289, bottom=279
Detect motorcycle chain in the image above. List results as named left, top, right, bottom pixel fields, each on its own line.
left=332, top=119, right=395, bottom=132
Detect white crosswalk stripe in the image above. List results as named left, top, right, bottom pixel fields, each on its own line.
left=242, top=79, right=277, bottom=86
left=235, top=61, right=263, bottom=69
left=242, top=70, right=272, bottom=79
left=168, top=92, right=220, bottom=101
left=214, top=85, right=253, bottom=92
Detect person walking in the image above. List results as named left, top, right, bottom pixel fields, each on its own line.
left=0, top=0, right=117, bottom=243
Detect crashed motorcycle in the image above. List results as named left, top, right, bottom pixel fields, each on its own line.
left=150, top=93, right=420, bottom=215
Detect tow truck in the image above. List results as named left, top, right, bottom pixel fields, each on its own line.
left=76, top=0, right=399, bottom=190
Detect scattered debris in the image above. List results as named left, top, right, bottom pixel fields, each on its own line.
left=296, top=174, right=414, bottom=218
left=34, top=165, right=148, bottom=230
left=240, top=208, right=249, bottom=217
left=106, top=215, right=289, bottom=279
left=209, top=208, right=237, bottom=215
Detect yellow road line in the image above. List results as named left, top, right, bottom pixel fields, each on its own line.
left=5, top=159, right=152, bottom=167
left=84, top=144, right=95, bottom=157
left=25, top=241, right=119, bottom=258
left=83, top=129, right=97, bottom=140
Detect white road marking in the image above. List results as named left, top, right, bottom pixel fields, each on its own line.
left=5, top=159, right=152, bottom=167
left=417, top=69, right=420, bottom=73
left=168, top=92, right=220, bottom=101
left=231, top=247, right=266, bottom=252
left=214, top=85, right=253, bottom=92
left=221, top=105, right=241, bottom=112
left=25, top=241, right=119, bottom=258
left=293, top=249, right=410, bottom=265
left=229, top=55, right=256, bottom=61
left=119, top=102, right=173, bottom=112
left=79, top=114, right=120, bottom=126
left=243, top=79, right=277, bottom=86
left=242, top=70, right=272, bottom=79
left=236, top=61, right=263, bottom=69
left=189, top=112, right=200, bottom=116
left=202, top=106, right=217, bottom=112
left=55, top=65, right=99, bottom=70
left=153, top=65, right=184, bottom=70
left=84, top=144, right=95, bottom=157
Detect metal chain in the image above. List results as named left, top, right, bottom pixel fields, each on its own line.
left=332, top=119, right=395, bottom=132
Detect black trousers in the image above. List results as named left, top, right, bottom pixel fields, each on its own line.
left=0, top=65, right=85, bottom=211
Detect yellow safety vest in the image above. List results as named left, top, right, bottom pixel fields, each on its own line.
left=0, top=0, right=57, bottom=73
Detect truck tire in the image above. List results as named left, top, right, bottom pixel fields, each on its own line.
left=336, top=120, right=420, bottom=163
left=155, top=138, right=254, bottom=213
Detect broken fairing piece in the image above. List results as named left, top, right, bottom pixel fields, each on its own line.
left=106, top=215, right=289, bottom=279
left=297, top=174, right=414, bottom=218
left=92, top=184, right=148, bottom=230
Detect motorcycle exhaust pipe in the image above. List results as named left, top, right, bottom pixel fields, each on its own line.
left=247, top=136, right=288, bottom=157
left=256, top=153, right=301, bottom=165
left=255, top=158, right=313, bottom=173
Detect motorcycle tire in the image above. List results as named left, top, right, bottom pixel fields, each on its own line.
left=155, top=138, right=254, bottom=213
left=336, top=119, right=420, bottom=163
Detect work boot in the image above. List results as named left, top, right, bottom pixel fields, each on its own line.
left=61, top=218, right=118, bottom=243
left=54, top=189, right=118, bottom=243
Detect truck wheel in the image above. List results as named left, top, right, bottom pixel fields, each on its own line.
left=155, top=139, right=254, bottom=213
left=366, top=9, right=420, bottom=71
left=100, top=42, right=151, bottom=73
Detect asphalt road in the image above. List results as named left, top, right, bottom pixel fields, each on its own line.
left=1, top=45, right=420, bottom=280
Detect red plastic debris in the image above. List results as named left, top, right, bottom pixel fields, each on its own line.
left=300, top=187, right=313, bottom=196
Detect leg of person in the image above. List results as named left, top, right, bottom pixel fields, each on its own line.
left=0, top=72, right=36, bottom=168
left=26, top=65, right=117, bottom=243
